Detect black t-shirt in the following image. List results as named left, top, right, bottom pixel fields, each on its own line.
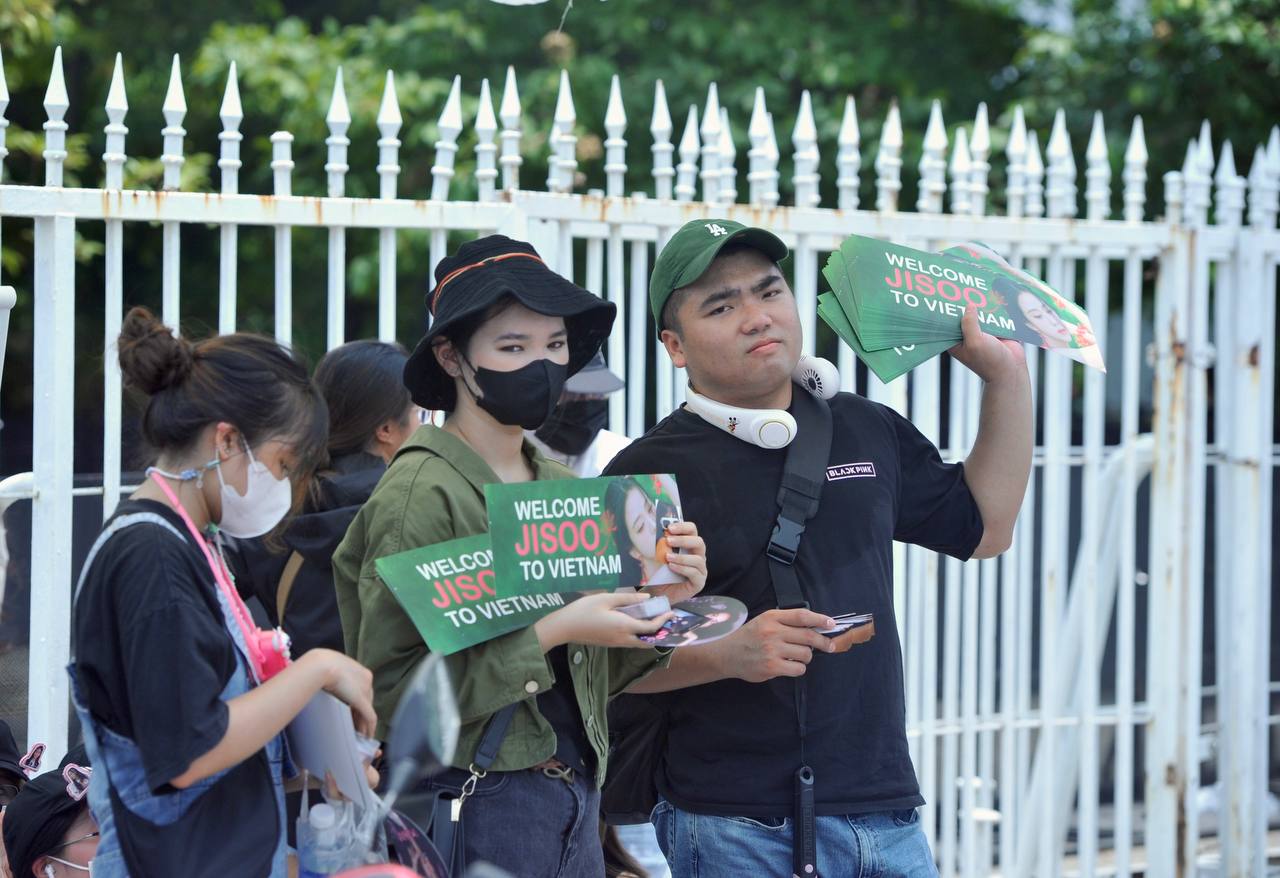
left=539, top=646, right=595, bottom=776
left=73, top=500, right=277, bottom=836
left=604, top=392, right=983, bottom=817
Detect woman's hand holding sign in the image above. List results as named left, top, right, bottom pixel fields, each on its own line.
left=535, top=592, right=676, bottom=650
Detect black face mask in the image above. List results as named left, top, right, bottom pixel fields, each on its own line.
left=466, top=358, right=569, bottom=429
left=536, top=398, right=610, bottom=455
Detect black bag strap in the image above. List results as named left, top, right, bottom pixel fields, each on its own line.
left=473, top=702, right=519, bottom=771
left=766, top=388, right=833, bottom=607
left=764, top=387, right=832, bottom=878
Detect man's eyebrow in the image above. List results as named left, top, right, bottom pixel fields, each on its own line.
left=752, top=271, right=785, bottom=292
left=697, top=287, right=741, bottom=309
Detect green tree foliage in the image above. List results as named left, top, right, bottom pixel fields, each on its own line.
left=0, top=0, right=1275, bottom=471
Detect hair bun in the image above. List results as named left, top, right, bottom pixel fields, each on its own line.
left=117, top=306, right=195, bottom=395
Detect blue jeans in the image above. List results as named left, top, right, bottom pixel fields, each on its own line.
left=651, top=799, right=939, bottom=878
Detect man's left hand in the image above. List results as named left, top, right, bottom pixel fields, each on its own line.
left=948, top=304, right=1027, bottom=383
left=644, top=520, right=707, bottom=605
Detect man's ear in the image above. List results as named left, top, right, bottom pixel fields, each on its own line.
left=659, top=329, right=687, bottom=369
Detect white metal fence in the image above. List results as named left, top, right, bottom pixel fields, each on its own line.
left=0, top=46, right=1276, bottom=878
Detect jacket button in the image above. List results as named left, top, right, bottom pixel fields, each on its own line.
left=572, top=651, right=584, bottom=666
left=524, top=680, right=538, bottom=694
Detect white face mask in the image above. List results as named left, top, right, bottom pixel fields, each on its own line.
left=214, top=441, right=293, bottom=538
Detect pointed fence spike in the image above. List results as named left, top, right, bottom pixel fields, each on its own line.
left=158, top=54, right=188, bottom=191
left=0, top=44, right=9, bottom=110
left=1085, top=111, right=1111, bottom=221
left=924, top=101, right=947, bottom=151
left=763, top=111, right=781, bottom=208
left=378, top=71, right=403, bottom=131
left=792, top=89, right=818, bottom=143
left=1198, top=119, right=1214, bottom=172
left=1005, top=106, right=1028, bottom=218
left=377, top=71, right=403, bottom=200
left=500, top=66, right=521, bottom=127
left=1025, top=129, right=1045, bottom=219
left=839, top=95, right=860, bottom=147
left=1214, top=140, right=1244, bottom=227
left=1182, top=139, right=1209, bottom=226
left=606, top=74, right=626, bottom=130
left=162, top=53, right=186, bottom=120
left=605, top=75, right=628, bottom=198
left=650, top=79, right=671, bottom=138
left=1268, top=126, right=1280, bottom=172
left=324, top=67, right=351, bottom=198
left=699, top=85, right=722, bottom=204
left=917, top=101, right=948, bottom=214
left=218, top=63, right=243, bottom=195
left=1215, top=140, right=1237, bottom=181
left=791, top=90, right=819, bottom=208
left=499, top=67, right=522, bottom=191
left=747, top=87, right=771, bottom=206
left=431, top=75, right=465, bottom=200
left=439, top=74, right=463, bottom=137
left=1247, top=143, right=1278, bottom=229
left=970, top=103, right=990, bottom=153
left=1122, top=116, right=1147, bottom=223
left=103, top=53, right=129, bottom=190
left=475, top=78, right=499, bottom=202
left=219, top=61, right=243, bottom=126
left=43, top=46, right=69, bottom=119
left=106, top=53, right=128, bottom=116
left=719, top=106, right=737, bottom=204
left=42, top=45, right=70, bottom=184
left=837, top=95, right=861, bottom=210
left=476, top=78, right=498, bottom=135
left=968, top=103, right=992, bottom=215
left=749, top=88, right=770, bottom=140
left=949, top=127, right=972, bottom=215
left=875, top=102, right=903, bottom=212
left=651, top=80, right=674, bottom=200
left=676, top=104, right=700, bottom=203
left=967, top=103, right=991, bottom=216
left=0, top=46, right=9, bottom=180
left=1046, top=109, right=1077, bottom=218
left=327, top=67, right=351, bottom=129
left=549, top=70, right=577, bottom=193
left=700, top=83, right=722, bottom=138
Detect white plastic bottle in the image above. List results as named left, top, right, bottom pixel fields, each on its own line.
left=299, top=802, right=345, bottom=877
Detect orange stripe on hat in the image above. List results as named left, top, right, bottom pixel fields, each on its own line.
left=430, top=251, right=546, bottom=314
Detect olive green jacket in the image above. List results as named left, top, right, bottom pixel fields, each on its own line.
left=332, top=425, right=668, bottom=786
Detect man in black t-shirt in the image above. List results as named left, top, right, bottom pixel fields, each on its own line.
left=607, top=219, right=1032, bottom=877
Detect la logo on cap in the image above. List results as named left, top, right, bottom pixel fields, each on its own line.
left=705, top=223, right=728, bottom=237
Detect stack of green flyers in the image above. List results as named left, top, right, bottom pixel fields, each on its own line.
left=819, top=236, right=1106, bottom=383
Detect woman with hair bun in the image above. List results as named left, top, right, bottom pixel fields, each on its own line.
left=69, top=307, right=377, bottom=878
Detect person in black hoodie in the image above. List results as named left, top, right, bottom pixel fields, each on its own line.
left=229, top=340, right=422, bottom=657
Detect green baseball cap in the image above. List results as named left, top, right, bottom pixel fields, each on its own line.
left=649, top=219, right=789, bottom=332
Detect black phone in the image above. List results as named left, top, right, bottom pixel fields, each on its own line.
left=641, top=606, right=709, bottom=642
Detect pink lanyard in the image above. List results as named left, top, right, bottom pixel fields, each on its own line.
left=148, top=470, right=291, bottom=683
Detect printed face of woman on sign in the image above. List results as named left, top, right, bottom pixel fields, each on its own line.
left=1017, top=291, right=1073, bottom=348
left=623, top=485, right=660, bottom=573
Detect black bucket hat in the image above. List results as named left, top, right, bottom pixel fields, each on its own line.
left=405, top=235, right=617, bottom=411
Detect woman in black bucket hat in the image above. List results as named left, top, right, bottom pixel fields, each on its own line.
left=333, top=235, right=708, bottom=877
